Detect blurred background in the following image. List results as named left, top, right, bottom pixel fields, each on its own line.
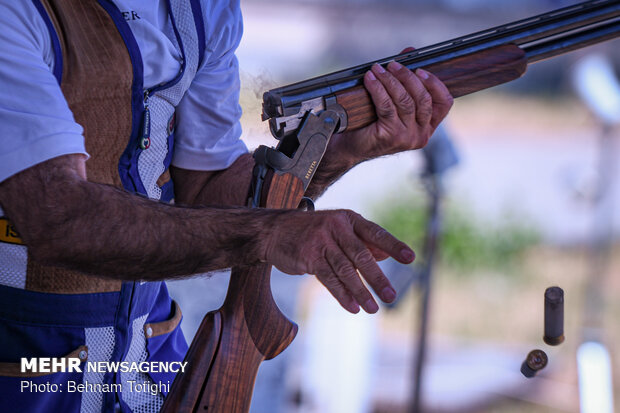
left=168, top=1, right=620, bottom=412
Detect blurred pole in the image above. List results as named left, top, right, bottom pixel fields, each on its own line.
left=410, top=126, right=459, bottom=413
left=410, top=174, right=440, bottom=413
left=572, top=53, right=619, bottom=413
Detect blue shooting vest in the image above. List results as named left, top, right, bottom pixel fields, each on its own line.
left=0, top=0, right=206, bottom=411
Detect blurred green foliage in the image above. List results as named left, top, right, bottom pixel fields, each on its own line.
left=375, top=192, right=540, bottom=272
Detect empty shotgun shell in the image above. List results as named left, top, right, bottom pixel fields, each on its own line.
left=544, top=286, right=565, bottom=346
left=520, top=349, right=548, bottom=378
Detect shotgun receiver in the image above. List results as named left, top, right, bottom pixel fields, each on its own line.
left=163, top=1, right=619, bottom=412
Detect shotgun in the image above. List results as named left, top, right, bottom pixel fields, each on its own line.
left=162, top=1, right=619, bottom=412
left=263, top=0, right=619, bottom=139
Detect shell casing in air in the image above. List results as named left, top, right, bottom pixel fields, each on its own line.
left=544, top=286, right=564, bottom=346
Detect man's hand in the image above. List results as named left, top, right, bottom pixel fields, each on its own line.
left=305, top=48, right=453, bottom=198
left=337, top=58, right=453, bottom=161
left=262, top=209, right=414, bottom=314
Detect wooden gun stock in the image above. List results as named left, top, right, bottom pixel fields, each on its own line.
left=335, top=44, right=527, bottom=131
left=161, top=172, right=304, bottom=413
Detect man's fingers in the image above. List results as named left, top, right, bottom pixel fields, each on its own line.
left=388, top=61, right=432, bottom=126
left=315, top=268, right=360, bottom=314
left=325, top=248, right=379, bottom=313
left=366, top=243, right=390, bottom=261
left=351, top=214, right=415, bottom=264
left=415, top=68, right=454, bottom=128
left=364, top=60, right=447, bottom=132
left=364, top=65, right=398, bottom=121
left=338, top=235, right=397, bottom=304
left=376, top=62, right=416, bottom=121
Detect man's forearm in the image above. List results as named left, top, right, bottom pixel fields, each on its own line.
left=0, top=155, right=283, bottom=281
left=0, top=154, right=412, bottom=314
left=171, top=153, right=254, bottom=207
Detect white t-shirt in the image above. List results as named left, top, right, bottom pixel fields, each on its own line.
left=0, top=0, right=248, bottom=183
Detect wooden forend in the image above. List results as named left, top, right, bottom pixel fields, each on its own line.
left=335, top=44, right=528, bottom=132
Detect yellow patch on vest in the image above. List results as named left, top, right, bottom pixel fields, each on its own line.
left=0, top=218, right=24, bottom=245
